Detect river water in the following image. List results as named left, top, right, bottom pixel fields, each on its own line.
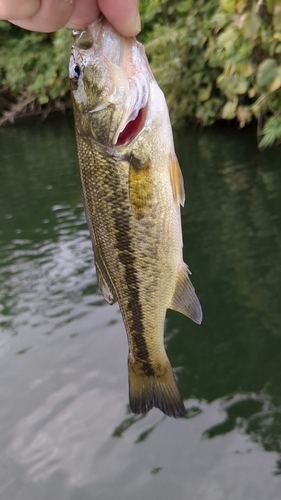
left=0, top=114, right=281, bottom=500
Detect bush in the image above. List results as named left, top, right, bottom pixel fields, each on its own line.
left=0, top=22, right=72, bottom=120
left=140, top=0, right=281, bottom=146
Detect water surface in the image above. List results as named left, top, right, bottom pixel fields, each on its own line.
left=0, top=115, right=281, bottom=500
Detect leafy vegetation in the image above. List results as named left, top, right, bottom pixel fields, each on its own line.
left=1, top=1, right=281, bottom=145
left=0, top=22, right=72, bottom=122
left=140, top=0, right=281, bottom=146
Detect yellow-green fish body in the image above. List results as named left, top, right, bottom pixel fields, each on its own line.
left=69, top=18, right=202, bottom=418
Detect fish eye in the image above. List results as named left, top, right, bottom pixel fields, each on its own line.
left=73, top=65, right=81, bottom=80
left=70, top=64, right=81, bottom=90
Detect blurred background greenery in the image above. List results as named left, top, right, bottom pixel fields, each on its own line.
left=1, top=0, right=281, bottom=146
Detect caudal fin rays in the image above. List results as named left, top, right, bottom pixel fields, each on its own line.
left=128, top=359, right=185, bottom=418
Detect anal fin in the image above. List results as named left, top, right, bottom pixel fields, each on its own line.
left=169, top=264, right=202, bottom=324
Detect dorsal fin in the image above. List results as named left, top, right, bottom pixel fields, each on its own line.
left=169, top=264, right=202, bottom=324
left=169, top=153, right=185, bottom=207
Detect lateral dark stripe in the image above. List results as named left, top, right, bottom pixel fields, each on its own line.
left=108, top=180, right=154, bottom=377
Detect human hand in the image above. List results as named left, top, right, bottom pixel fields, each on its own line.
left=0, top=0, right=140, bottom=36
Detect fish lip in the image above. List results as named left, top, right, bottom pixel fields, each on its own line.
left=84, top=102, right=110, bottom=114
left=71, top=19, right=152, bottom=147
left=112, top=68, right=150, bottom=146
left=72, top=29, right=93, bottom=50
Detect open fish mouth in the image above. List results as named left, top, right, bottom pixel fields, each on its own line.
left=85, top=82, right=149, bottom=147
left=115, top=104, right=148, bottom=146
left=88, top=19, right=150, bottom=147
left=109, top=34, right=150, bottom=147
left=71, top=19, right=152, bottom=147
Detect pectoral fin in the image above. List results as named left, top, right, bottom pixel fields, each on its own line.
left=82, top=195, right=117, bottom=306
left=95, top=259, right=118, bottom=305
left=128, top=156, right=151, bottom=219
left=169, top=153, right=185, bottom=207
left=169, top=264, right=202, bottom=324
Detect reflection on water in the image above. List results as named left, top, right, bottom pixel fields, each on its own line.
left=0, top=116, right=281, bottom=499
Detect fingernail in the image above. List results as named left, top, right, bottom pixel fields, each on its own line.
left=134, top=11, right=141, bottom=34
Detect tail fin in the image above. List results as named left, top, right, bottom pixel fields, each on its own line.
left=128, top=358, right=185, bottom=418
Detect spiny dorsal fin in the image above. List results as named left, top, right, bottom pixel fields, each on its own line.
left=169, top=264, right=202, bottom=324
left=95, top=260, right=117, bottom=305
left=169, top=153, right=185, bottom=207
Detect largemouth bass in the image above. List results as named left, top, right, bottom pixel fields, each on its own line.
left=69, top=18, right=202, bottom=418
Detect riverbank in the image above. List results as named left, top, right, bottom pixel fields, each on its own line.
left=1, top=1, right=281, bottom=146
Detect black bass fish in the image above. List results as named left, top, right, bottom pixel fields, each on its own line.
left=69, top=18, right=202, bottom=418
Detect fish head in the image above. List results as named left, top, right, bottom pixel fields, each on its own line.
left=69, top=18, right=163, bottom=151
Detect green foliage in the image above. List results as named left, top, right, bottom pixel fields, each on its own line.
left=259, top=114, right=281, bottom=146
left=139, top=0, right=281, bottom=145
left=0, top=23, right=71, bottom=106
left=1, top=1, right=281, bottom=145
